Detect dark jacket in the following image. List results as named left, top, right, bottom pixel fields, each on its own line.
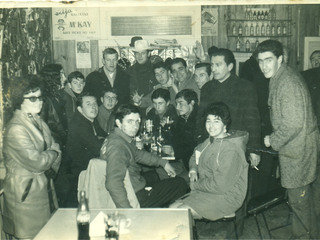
left=200, top=73, right=261, bottom=154
left=85, top=66, right=130, bottom=105
left=100, top=128, right=167, bottom=208
left=67, top=110, right=106, bottom=179
left=62, top=85, right=78, bottom=125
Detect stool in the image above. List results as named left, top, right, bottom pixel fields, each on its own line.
left=194, top=213, right=238, bottom=240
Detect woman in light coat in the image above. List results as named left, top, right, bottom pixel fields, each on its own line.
left=2, top=75, right=61, bottom=239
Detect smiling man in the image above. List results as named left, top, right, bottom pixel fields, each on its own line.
left=100, top=104, right=187, bottom=208
left=67, top=92, right=107, bottom=207
left=257, top=40, right=320, bottom=239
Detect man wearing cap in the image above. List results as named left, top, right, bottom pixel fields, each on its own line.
left=85, top=47, right=130, bottom=105
left=127, top=39, right=158, bottom=108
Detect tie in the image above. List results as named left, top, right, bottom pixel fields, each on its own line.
left=210, top=137, right=215, bottom=144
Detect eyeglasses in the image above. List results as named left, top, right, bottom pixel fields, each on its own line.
left=105, top=96, right=117, bottom=101
left=24, top=96, right=43, bottom=102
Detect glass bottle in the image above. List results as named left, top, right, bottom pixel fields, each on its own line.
left=250, top=23, right=255, bottom=36
left=253, top=10, right=257, bottom=20
left=245, top=23, right=249, bottom=36
left=232, top=23, right=237, bottom=36
left=238, top=23, right=243, bottom=36
left=261, top=23, right=266, bottom=36
left=277, top=22, right=281, bottom=35
left=236, top=37, right=241, bottom=51
left=283, top=23, right=287, bottom=35
left=266, top=23, right=271, bottom=35
left=77, top=191, right=90, bottom=240
left=257, top=11, right=261, bottom=20
left=271, top=23, right=276, bottom=36
left=256, top=23, right=260, bottom=36
left=261, top=11, right=265, bottom=20
left=265, top=10, right=269, bottom=20
left=255, top=39, right=260, bottom=49
left=245, top=39, right=250, bottom=52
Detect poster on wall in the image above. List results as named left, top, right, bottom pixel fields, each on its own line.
left=201, top=8, right=218, bottom=37
left=76, top=40, right=91, bottom=68
left=52, top=8, right=100, bottom=40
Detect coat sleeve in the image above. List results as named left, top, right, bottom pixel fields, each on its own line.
left=103, top=140, right=132, bottom=208
left=5, top=125, right=59, bottom=173
left=269, top=79, right=304, bottom=151
left=192, top=149, right=242, bottom=194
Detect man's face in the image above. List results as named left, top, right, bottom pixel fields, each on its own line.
left=101, top=92, right=118, bottom=110
left=257, top=51, right=283, bottom=79
left=153, top=97, right=169, bottom=116
left=154, top=67, right=169, bottom=85
left=171, top=62, right=188, bottom=83
left=116, top=113, right=141, bottom=137
left=69, top=77, right=85, bottom=94
left=311, top=52, right=320, bottom=68
left=211, top=55, right=232, bottom=82
left=176, top=97, right=193, bottom=116
left=134, top=51, right=148, bottom=65
left=103, top=53, right=118, bottom=73
left=205, top=115, right=226, bottom=138
left=195, top=67, right=210, bottom=89
left=78, top=96, right=98, bottom=121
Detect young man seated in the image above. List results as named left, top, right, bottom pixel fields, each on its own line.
left=63, top=71, right=86, bottom=124
left=67, top=92, right=107, bottom=206
left=97, top=89, right=118, bottom=135
left=100, top=104, right=188, bottom=208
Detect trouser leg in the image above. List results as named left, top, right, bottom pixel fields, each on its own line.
left=136, top=177, right=188, bottom=208
left=311, top=162, right=320, bottom=238
left=287, top=184, right=316, bottom=239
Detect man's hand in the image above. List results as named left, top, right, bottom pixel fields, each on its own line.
left=131, top=91, right=143, bottom=106
left=264, top=135, right=271, bottom=148
left=189, top=171, right=198, bottom=182
left=249, top=153, right=261, bottom=167
left=193, top=40, right=206, bottom=62
left=162, top=145, right=174, bottom=156
left=164, top=162, right=176, bottom=177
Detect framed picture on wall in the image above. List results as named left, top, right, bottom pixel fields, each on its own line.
left=303, top=37, right=320, bottom=70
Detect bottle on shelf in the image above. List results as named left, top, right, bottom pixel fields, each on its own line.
left=266, top=23, right=271, bottom=35
left=277, top=22, right=281, bottom=36
left=248, top=9, right=252, bottom=20
left=238, top=23, right=243, bottom=36
left=257, top=11, right=261, bottom=20
left=236, top=36, right=241, bottom=51
left=261, top=23, right=266, bottom=36
left=232, top=23, right=237, bottom=36
left=253, top=10, right=257, bottom=20
left=250, top=23, right=255, bottom=36
left=245, top=39, right=250, bottom=52
left=77, top=191, right=90, bottom=240
left=255, top=39, right=260, bottom=49
left=283, top=23, right=287, bottom=35
left=265, top=10, right=269, bottom=20
left=245, top=23, right=249, bottom=36
left=261, top=11, right=265, bottom=20
left=271, top=23, right=276, bottom=36
left=256, top=23, right=260, bottom=36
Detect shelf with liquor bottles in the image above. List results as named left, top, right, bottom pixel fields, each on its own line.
left=227, top=6, right=292, bottom=53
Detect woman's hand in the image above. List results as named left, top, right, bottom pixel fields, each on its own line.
left=189, top=171, right=198, bottom=182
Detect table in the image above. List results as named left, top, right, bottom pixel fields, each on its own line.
left=34, top=208, right=193, bottom=240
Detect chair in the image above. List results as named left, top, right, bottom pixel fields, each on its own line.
left=77, top=158, right=140, bottom=209
left=194, top=213, right=238, bottom=240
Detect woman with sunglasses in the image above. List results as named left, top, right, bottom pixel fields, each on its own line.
left=2, top=75, right=61, bottom=239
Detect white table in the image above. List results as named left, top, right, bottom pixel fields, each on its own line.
left=34, top=208, right=193, bottom=240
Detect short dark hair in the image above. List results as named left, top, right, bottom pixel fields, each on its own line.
left=211, top=48, right=236, bottom=67
left=103, top=48, right=119, bottom=59
left=169, top=58, right=187, bottom=71
left=67, top=71, right=85, bottom=83
left=153, top=61, right=168, bottom=72
left=255, top=40, right=283, bottom=58
left=175, top=89, right=198, bottom=105
left=310, top=50, right=320, bottom=60
left=208, top=45, right=218, bottom=58
left=115, top=104, right=140, bottom=123
left=151, top=88, right=171, bottom=103
left=11, top=75, right=43, bottom=110
left=76, top=92, right=97, bottom=107
left=195, top=62, right=211, bottom=76
left=205, top=102, right=232, bottom=131
left=101, top=88, right=118, bottom=99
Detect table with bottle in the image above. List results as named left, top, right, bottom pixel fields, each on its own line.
left=34, top=207, right=193, bottom=240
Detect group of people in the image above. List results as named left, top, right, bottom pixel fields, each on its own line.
left=2, top=37, right=320, bottom=239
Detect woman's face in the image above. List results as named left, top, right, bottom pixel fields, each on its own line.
left=205, top=114, right=226, bottom=138
left=20, top=89, right=43, bottom=114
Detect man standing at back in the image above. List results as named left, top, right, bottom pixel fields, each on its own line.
left=257, top=40, right=319, bottom=239
left=85, top=48, right=130, bottom=105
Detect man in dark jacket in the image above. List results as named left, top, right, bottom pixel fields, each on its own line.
left=101, top=104, right=187, bottom=208
left=85, top=48, right=130, bottom=105
left=66, top=92, right=107, bottom=206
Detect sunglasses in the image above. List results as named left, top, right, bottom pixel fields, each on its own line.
left=24, top=96, right=43, bottom=102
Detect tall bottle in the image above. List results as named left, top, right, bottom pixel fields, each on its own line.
left=277, top=22, right=281, bottom=35
left=236, top=37, right=241, bottom=51
left=261, top=23, right=266, bottom=36
left=250, top=23, right=255, bottom=36
left=245, top=39, right=250, bottom=52
left=245, top=23, right=249, bottom=36
left=271, top=23, right=276, bottom=36
left=256, top=23, right=260, bottom=36
left=77, top=191, right=90, bottom=240
left=266, top=23, right=271, bottom=35
left=238, top=23, right=243, bottom=36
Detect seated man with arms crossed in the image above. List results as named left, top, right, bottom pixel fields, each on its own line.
left=100, top=104, right=188, bottom=208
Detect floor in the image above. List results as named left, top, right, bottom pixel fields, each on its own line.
left=195, top=202, right=293, bottom=240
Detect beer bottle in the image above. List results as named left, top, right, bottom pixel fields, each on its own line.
left=77, top=191, right=90, bottom=240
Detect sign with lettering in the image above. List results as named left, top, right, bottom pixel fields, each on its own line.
left=52, top=7, right=100, bottom=40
